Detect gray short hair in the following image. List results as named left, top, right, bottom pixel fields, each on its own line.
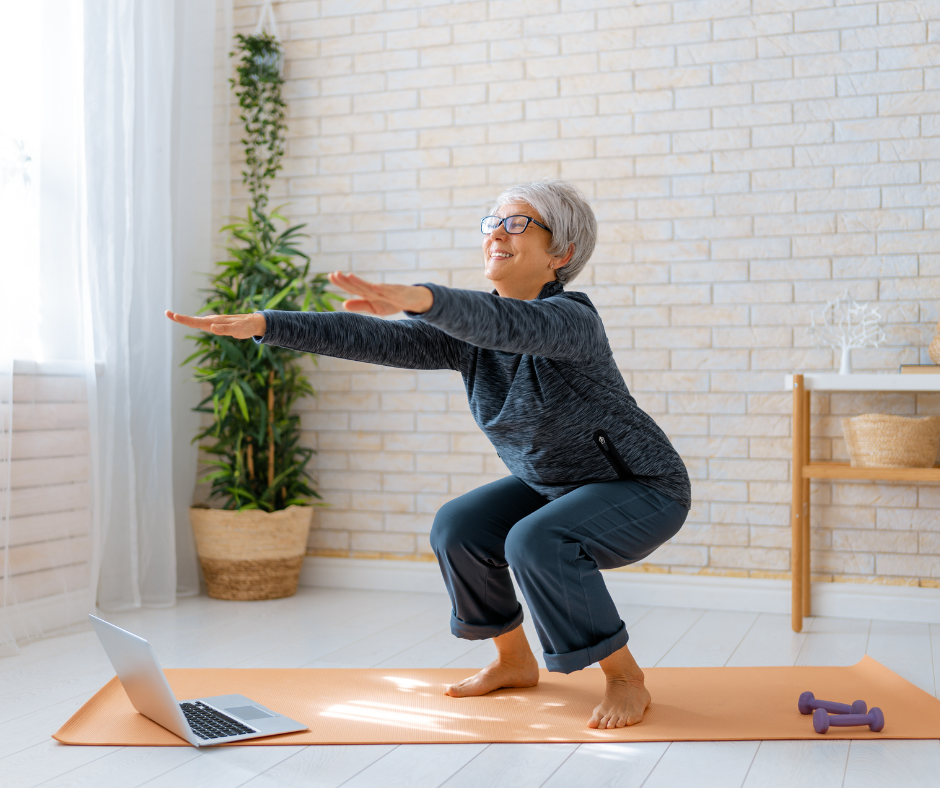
left=493, top=179, right=597, bottom=286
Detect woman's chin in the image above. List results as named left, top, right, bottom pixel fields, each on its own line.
left=483, top=264, right=509, bottom=283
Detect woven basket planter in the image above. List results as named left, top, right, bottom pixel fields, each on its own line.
left=930, top=319, right=940, bottom=365
left=189, top=505, right=312, bottom=600
left=841, top=414, right=940, bottom=469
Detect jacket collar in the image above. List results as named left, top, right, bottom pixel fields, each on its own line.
left=537, top=280, right=564, bottom=299
left=491, top=280, right=564, bottom=300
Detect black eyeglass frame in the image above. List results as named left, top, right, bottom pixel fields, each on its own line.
left=480, top=215, right=552, bottom=235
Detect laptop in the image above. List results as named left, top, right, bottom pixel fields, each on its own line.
left=89, top=614, right=308, bottom=746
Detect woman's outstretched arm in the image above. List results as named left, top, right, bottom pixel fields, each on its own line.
left=165, top=290, right=468, bottom=372
left=322, top=271, right=608, bottom=363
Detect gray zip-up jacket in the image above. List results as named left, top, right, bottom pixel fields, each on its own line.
left=256, top=280, right=691, bottom=509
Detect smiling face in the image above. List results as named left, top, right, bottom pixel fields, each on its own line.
left=483, top=202, right=562, bottom=300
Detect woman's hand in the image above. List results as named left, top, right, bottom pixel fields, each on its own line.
left=328, top=271, right=433, bottom=316
left=165, top=271, right=430, bottom=336
left=165, top=310, right=266, bottom=339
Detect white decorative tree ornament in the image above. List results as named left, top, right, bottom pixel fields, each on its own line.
left=808, top=291, right=886, bottom=375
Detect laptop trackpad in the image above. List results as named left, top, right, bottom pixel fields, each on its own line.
left=225, top=705, right=275, bottom=721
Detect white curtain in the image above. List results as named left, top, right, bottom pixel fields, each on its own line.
left=0, top=0, right=221, bottom=650
left=85, top=0, right=222, bottom=610
left=0, top=361, right=13, bottom=655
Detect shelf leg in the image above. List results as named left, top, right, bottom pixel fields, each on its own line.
left=791, top=374, right=805, bottom=633
left=802, top=387, right=811, bottom=619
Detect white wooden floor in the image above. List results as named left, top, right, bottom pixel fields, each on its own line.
left=2, top=586, right=940, bottom=788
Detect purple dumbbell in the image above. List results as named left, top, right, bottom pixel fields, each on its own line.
left=813, top=706, right=884, bottom=734
left=798, top=691, right=867, bottom=716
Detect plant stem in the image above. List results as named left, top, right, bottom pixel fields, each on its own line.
left=247, top=440, right=254, bottom=480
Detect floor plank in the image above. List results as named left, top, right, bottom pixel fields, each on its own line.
left=439, top=743, right=576, bottom=788
left=541, top=742, right=669, bottom=788
left=615, top=605, right=655, bottom=629
left=36, top=745, right=200, bottom=788
left=0, top=630, right=98, bottom=676
left=371, top=628, right=483, bottom=669
left=0, top=640, right=106, bottom=697
left=864, top=620, right=935, bottom=696
left=796, top=617, right=870, bottom=667
left=0, top=740, right=120, bottom=788
left=0, top=664, right=117, bottom=726
left=619, top=607, right=705, bottom=668
left=641, top=741, right=760, bottom=788
left=742, top=740, right=850, bottom=787
left=0, top=694, right=99, bottom=759
left=843, top=740, right=940, bottom=788
left=133, top=745, right=305, bottom=788
left=316, top=607, right=453, bottom=668
left=725, top=613, right=807, bottom=667
left=342, top=743, right=488, bottom=788
left=239, top=745, right=397, bottom=788
left=441, top=640, right=498, bottom=669
left=656, top=610, right=758, bottom=668
left=233, top=594, right=446, bottom=670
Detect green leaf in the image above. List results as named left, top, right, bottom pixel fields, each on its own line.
left=263, top=280, right=296, bottom=310
left=219, top=385, right=234, bottom=423
left=232, top=383, right=250, bottom=421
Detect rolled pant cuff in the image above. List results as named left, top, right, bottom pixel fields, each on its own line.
left=449, top=606, right=524, bottom=641
left=543, top=621, right=629, bottom=674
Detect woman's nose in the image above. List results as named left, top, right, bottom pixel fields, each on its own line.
left=490, top=222, right=509, bottom=240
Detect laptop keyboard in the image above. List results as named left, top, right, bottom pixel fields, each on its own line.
left=180, top=701, right=257, bottom=740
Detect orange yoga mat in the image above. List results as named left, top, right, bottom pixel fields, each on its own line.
left=54, top=657, right=940, bottom=745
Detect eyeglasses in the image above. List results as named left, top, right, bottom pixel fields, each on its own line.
left=481, top=215, right=552, bottom=235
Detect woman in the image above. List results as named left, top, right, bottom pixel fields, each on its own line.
left=167, top=179, right=690, bottom=729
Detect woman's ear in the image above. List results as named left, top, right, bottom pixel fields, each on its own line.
left=553, top=243, right=575, bottom=270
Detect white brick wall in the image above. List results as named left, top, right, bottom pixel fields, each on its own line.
left=226, top=0, right=940, bottom=586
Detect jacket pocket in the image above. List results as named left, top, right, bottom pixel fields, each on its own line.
left=593, top=429, right=634, bottom=480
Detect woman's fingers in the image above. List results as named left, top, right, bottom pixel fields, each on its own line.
left=166, top=309, right=208, bottom=330
left=328, top=271, right=383, bottom=299
left=165, top=311, right=264, bottom=339
left=340, top=298, right=379, bottom=315
left=328, top=271, right=429, bottom=314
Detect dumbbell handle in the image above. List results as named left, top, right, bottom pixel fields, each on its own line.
left=813, top=707, right=884, bottom=734
left=798, top=691, right=866, bottom=715
left=808, top=699, right=864, bottom=715
left=826, top=713, right=874, bottom=727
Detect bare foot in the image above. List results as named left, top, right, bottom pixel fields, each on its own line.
left=445, top=625, right=540, bottom=698
left=588, top=643, right=651, bottom=729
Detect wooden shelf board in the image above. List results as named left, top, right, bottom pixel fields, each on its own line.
left=802, top=461, right=940, bottom=482
left=783, top=373, right=940, bottom=392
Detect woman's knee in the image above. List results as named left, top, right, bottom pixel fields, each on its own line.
left=505, top=519, right=555, bottom=571
left=430, top=499, right=475, bottom=557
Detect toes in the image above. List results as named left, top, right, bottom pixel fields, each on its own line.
left=588, top=705, right=604, bottom=728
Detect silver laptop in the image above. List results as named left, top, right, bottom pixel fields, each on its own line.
left=89, top=614, right=308, bottom=746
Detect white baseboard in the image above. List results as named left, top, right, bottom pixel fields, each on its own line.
left=300, top=556, right=940, bottom=625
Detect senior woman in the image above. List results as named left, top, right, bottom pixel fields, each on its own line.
left=166, top=179, right=690, bottom=729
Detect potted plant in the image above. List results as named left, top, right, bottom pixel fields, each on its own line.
left=183, top=30, right=337, bottom=600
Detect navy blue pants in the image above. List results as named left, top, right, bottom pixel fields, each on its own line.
left=430, top=476, right=688, bottom=674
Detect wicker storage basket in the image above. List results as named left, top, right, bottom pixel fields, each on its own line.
left=189, top=505, right=312, bottom=600
left=841, top=414, right=940, bottom=469
left=930, top=318, right=940, bottom=365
